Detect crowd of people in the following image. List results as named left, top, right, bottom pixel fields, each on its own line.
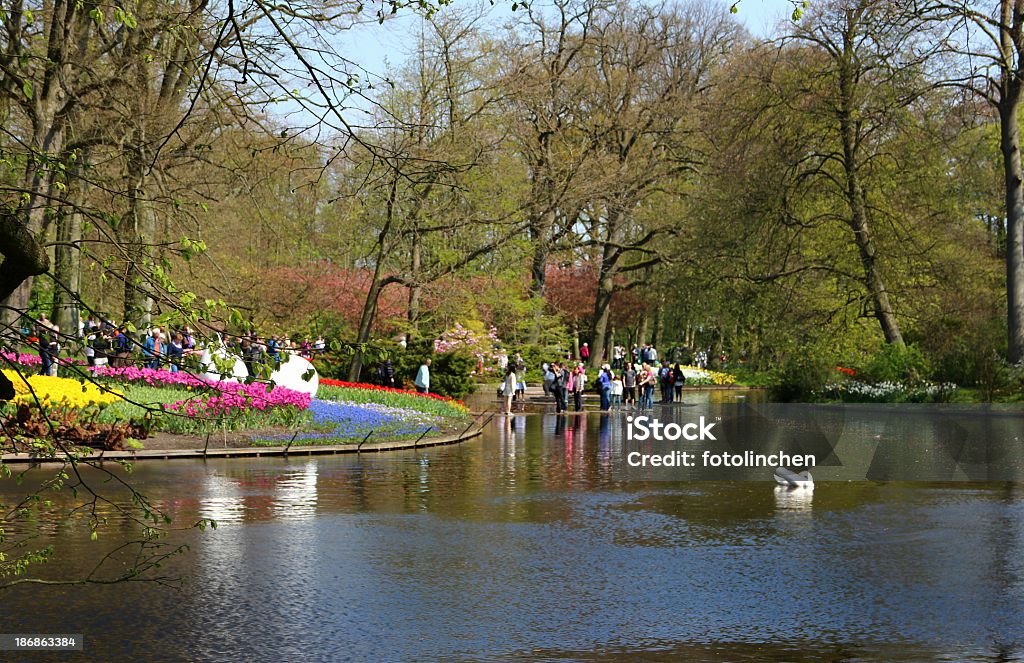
left=20, top=313, right=328, bottom=378
left=538, top=359, right=689, bottom=413
left=493, top=340, right=694, bottom=415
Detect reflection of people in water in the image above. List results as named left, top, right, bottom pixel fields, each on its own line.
left=502, top=413, right=520, bottom=437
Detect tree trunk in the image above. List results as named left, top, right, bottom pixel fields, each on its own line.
left=348, top=272, right=384, bottom=382
left=1000, top=91, right=1024, bottom=363
left=652, top=297, right=664, bottom=350
left=122, top=146, right=158, bottom=329
left=589, top=240, right=618, bottom=370
left=408, top=231, right=422, bottom=333
left=838, top=35, right=903, bottom=347
left=527, top=207, right=554, bottom=345
left=349, top=177, right=398, bottom=381
left=52, top=194, right=82, bottom=338
left=637, top=308, right=648, bottom=349
left=0, top=208, right=50, bottom=337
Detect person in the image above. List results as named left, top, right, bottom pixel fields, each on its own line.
left=113, top=327, right=131, bottom=367
left=168, top=333, right=185, bottom=373
left=502, top=365, right=517, bottom=414
left=673, top=363, right=686, bottom=402
left=611, top=371, right=623, bottom=408
left=542, top=362, right=554, bottom=396
left=659, top=362, right=674, bottom=404
left=639, top=363, right=656, bottom=409
left=552, top=362, right=567, bottom=413
left=580, top=342, right=590, bottom=362
left=35, top=314, right=59, bottom=376
left=143, top=329, right=160, bottom=370
left=240, top=339, right=254, bottom=376
left=377, top=358, right=396, bottom=388
left=566, top=365, right=576, bottom=411
left=572, top=364, right=586, bottom=412
left=313, top=335, right=326, bottom=353
left=300, top=338, right=312, bottom=359
left=623, top=363, right=637, bottom=408
left=597, top=364, right=612, bottom=412
left=414, top=358, right=431, bottom=394
left=84, top=329, right=96, bottom=367
left=91, top=329, right=110, bottom=367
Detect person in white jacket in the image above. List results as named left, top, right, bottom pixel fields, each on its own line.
left=414, top=358, right=431, bottom=394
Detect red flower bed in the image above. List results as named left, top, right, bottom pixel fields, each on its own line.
left=836, top=366, right=857, bottom=377
left=319, top=378, right=465, bottom=407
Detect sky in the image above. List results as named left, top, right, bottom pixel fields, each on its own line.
left=335, top=0, right=795, bottom=86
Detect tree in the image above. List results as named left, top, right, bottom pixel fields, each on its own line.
left=921, top=0, right=1024, bottom=362
left=579, top=0, right=740, bottom=367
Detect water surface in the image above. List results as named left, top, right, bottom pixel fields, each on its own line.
left=2, top=410, right=1022, bottom=661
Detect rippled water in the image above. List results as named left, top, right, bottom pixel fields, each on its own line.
left=2, top=409, right=1023, bottom=661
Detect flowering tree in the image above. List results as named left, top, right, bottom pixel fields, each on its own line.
left=434, top=324, right=504, bottom=373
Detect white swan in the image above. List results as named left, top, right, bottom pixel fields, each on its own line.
left=774, top=467, right=814, bottom=488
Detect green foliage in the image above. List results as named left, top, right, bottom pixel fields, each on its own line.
left=858, top=344, right=932, bottom=384
left=918, top=314, right=1006, bottom=393
left=311, top=355, right=351, bottom=380
left=431, top=350, right=477, bottom=399
left=771, top=344, right=841, bottom=402
left=514, top=343, right=565, bottom=383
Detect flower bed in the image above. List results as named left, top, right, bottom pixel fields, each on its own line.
left=1, top=350, right=86, bottom=367
left=2, top=369, right=121, bottom=409
left=819, top=379, right=957, bottom=403
left=90, top=365, right=310, bottom=412
left=4, top=363, right=464, bottom=446
left=678, top=366, right=737, bottom=386
left=256, top=399, right=440, bottom=445
left=168, top=381, right=311, bottom=417
left=318, top=378, right=468, bottom=415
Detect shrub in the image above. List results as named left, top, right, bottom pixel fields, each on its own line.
left=431, top=351, right=477, bottom=399
left=858, top=344, right=932, bottom=384
left=771, top=346, right=841, bottom=402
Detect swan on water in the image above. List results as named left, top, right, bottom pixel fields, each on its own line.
left=774, top=467, right=813, bottom=488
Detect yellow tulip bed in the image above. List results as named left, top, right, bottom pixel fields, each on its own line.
left=0, top=370, right=142, bottom=452
left=2, top=370, right=121, bottom=409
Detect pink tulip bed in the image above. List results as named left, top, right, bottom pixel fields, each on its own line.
left=86, top=366, right=312, bottom=436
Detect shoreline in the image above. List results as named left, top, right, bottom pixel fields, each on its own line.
left=0, top=427, right=485, bottom=464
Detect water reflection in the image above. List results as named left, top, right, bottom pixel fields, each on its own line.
left=774, top=485, right=814, bottom=512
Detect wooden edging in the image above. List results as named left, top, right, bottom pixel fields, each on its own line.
left=1, top=428, right=484, bottom=465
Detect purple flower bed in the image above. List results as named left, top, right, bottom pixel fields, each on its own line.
left=264, top=399, right=435, bottom=442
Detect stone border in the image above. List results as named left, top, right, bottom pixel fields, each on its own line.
left=1, top=428, right=484, bottom=464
